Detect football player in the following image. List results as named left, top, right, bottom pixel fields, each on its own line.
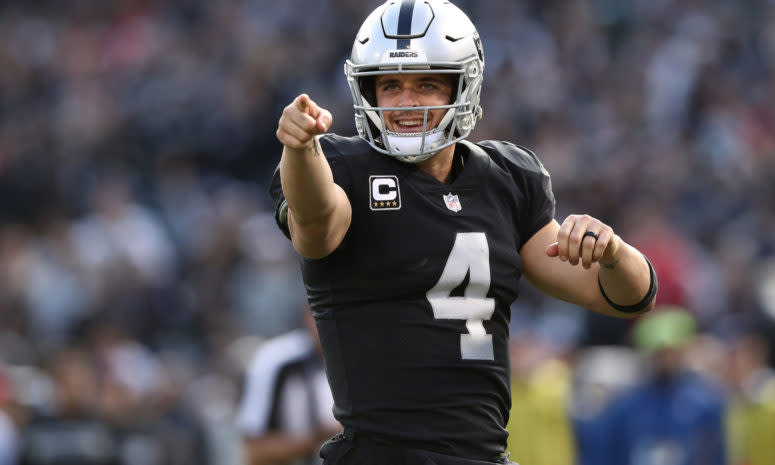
left=271, top=1, right=657, bottom=464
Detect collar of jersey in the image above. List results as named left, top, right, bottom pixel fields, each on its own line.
left=388, top=140, right=486, bottom=190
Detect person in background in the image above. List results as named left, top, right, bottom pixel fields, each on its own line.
left=0, top=363, right=20, bottom=465
left=20, top=346, right=119, bottom=465
left=505, top=331, right=576, bottom=465
left=236, top=307, right=340, bottom=465
left=726, top=332, right=775, bottom=465
left=596, top=307, right=727, bottom=465
left=570, top=344, right=645, bottom=465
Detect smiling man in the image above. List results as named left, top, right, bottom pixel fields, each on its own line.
left=270, top=1, right=658, bottom=465
left=374, top=72, right=457, bottom=181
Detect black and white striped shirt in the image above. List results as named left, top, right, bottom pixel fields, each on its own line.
left=236, top=329, right=335, bottom=464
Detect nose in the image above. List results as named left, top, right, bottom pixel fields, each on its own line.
left=396, top=87, right=420, bottom=107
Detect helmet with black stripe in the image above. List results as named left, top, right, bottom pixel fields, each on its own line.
left=345, top=0, right=485, bottom=163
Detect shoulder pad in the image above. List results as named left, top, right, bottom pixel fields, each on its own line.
left=319, top=134, right=371, bottom=158
left=467, top=140, right=550, bottom=176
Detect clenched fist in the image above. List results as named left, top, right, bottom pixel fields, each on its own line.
left=546, top=214, right=622, bottom=269
left=276, top=94, right=333, bottom=151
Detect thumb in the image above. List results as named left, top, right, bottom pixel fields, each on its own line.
left=316, top=109, right=333, bottom=133
left=546, top=242, right=559, bottom=258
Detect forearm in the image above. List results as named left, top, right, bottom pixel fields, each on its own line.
left=280, top=138, right=337, bottom=225
left=243, top=431, right=326, bottom=465
left=597, top=240, right=656, bottom=316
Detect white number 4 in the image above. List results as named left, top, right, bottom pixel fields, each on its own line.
left=427, top=232, right=495, bottom=360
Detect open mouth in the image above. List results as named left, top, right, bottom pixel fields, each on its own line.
left=392, top=118, right=429, bottom=133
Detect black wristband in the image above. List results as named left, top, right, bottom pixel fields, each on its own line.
left=598, top=255, right=658, bottom=314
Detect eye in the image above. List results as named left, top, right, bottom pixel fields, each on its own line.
left=378, top=82, right=400, bottom=93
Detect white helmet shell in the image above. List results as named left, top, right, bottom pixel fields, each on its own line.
left=345, top=0, right=484, bottom=163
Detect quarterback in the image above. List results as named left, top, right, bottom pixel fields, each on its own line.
left=271, top=1, right=657, bottom=464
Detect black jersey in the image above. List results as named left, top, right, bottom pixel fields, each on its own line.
left=269, top=135, right=555, bottom=460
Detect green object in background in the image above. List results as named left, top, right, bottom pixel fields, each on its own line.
left=633, top=306, right=696, bottom=352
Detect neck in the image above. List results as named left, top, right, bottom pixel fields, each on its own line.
left=417, top=144, right=456, bottom=183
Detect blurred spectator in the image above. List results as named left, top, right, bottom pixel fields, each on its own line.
left=0, top=363, right=20, bottom=465
left=91, top=321, right=208, bottom=465
left=20, top=345, right=118, bottom=465
left=505, top=331, right=575, bottom=465
left=506, top=294, right=585, bottom=464
left=588, top=307, right=727, bottom=465
left=236, top=307, right=340, bottom=465
left=570, top=345, right=644, bottom=465
left=726, top=332, right=775, bottom=465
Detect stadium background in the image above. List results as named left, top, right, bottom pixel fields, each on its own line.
left=0, top=0, right=773, bottom=463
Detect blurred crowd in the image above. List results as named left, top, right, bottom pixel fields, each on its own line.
left=0, top=0, right=773, bottom=464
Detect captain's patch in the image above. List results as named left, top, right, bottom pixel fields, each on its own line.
left=370, top=176, right=401, bottom=211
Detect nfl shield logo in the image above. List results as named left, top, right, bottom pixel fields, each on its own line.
left=443, top=193, right=462, bottom=212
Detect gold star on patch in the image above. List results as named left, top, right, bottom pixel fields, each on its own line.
left=373, top=202, right=379, bottom=207
left=392, top=201, right=397, bottom=206
left=380, top=202, right=385, bottom=207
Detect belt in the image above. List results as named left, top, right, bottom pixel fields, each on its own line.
left=339, top=428, right=511, bottom=465
left=341, top=428, right=401, bottom=446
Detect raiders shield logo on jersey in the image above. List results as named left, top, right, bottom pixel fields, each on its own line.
left=370, top=176, right=401, bottom=211
left=443, top=193, right=462, bottom=212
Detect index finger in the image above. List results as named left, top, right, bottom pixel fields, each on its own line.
left=296, top=94, right=320, bottom=118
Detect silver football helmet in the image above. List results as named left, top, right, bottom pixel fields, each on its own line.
left=345, top=0, right=485, bottom=163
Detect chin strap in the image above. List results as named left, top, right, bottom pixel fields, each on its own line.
left=382, top=129, right=445, bottom=162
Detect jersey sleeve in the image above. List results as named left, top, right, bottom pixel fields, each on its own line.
left=481, top=141, right=556, bottom=249
left=268, top=135, right=354, bottom=239
left=517, top=145, right=555, bottom=247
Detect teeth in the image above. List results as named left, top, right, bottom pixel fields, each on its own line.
left=398, top=120, right=422, bottom=126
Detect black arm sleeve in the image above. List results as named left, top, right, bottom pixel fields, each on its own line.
left=268, top=163, right=290, bottom=239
